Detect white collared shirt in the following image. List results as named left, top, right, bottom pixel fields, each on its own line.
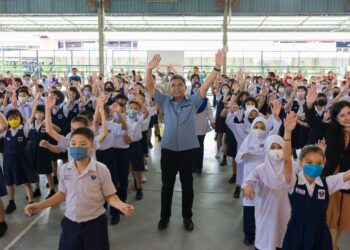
left=288, top=171, right=350, bottom=196
left=98, top=120, right=127, bottom=150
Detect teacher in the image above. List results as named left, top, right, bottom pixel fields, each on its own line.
left=145, top=50, right=224, bottom=232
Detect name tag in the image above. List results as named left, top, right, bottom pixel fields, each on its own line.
left=318, top=189, right=326, bottom=200
left=58, top=114, right=62, bottom=119
left=295, top=187, right=306, bottom=195
left=40, top=128, right=46, bottom=133
left=73, top=109, right=77, bottom=113
left=62, top=174, right=71, bottom=181
left=18, top=137, right=23, bottom=142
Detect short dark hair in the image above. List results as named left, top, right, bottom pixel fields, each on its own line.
left=69, top=87, right=81, bottom=99
left=243, top=96, right=258, bottom=108
left=170, top=74, right=186, bottom=86
left=83, top=84, right=93, bottom=92
left=78, top=111, right=93, bottom=122
left=299, top=145, right=325, bottom=161
left=18, top=88, right=30, bottom=96
left=71, top=127, right=94, bottom=144
left=14, top=77, right=23, bottom=84
left=129, top=100, right=141, bottom=108
left=190, top=74, right=200, bottom=82
left=71, top=116, right=89, bottom=127
left=0, top=79, right=8, bottom=86
left=36, top=105, right=45, bottom=113
left=6, top=109, right=23, bottom=124
left=52, top=90, right=64, bottom=103
left=114, top=94, right=128, bottom=103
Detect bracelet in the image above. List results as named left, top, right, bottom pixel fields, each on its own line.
left=214, top=66, right=221, bottom=72
left=284, top=138, right=292, bottom=141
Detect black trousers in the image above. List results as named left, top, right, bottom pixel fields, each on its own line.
left=195, top=135, right=206, bottom=170
left=160, top=148, right=197, bottom=220
left=243, top=206, right=255, bottom=242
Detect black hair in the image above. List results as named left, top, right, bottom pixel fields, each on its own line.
left=69, top=87, right=80, bottom=100
left=14, top=77, right=23, bottom=85
left=71, top=127, right=94, bottom=144
left=297, top=85, right=308, bottom=93
left=38, top=84, right=44, bottom=89
left=193, top=66, right=199, bottom=71
left=78, top=111, right=93, bottom=122
left=236, top=91, right=250, bottom=106
left=0, top=79, right=8, bottom=87
left=316, top=93, right=327, bottom=99
left=6, top=109, right=23, bottom=124
left=104, top=81, right=114, bottom=89
left=114, top=94, right=128, bottom=102
left=52, top=90, right=64, bottom=103
left=129, top=100, right=141, bottom=108
left=330, top=101, right=350, bottom=132
left=268, top=71, right=276, bottom=79
left=36, top=105, right=45, bottom=113
left=18, top=88, right=30, bottom=96
left=170, top=74, right=186, bottom=86
left=71, top=116, right=89, bottom=127
left=299, top=145, right=325, bottom=161
left=83, top=84, right=93, bottom=92
left=190, top=74, right=200, bottom=82
left=243, top=96, right=258, bottom=108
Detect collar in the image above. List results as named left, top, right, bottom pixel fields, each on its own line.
left=297, top=171, right=324, bottom=187
left=171, top=95, right=188, bottom=102
left=67, top=157, right=96, bottom=173
left=10, top=124, right=23, bottom=133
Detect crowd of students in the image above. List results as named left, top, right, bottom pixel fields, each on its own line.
left=0, top=54, right=349, bottom=250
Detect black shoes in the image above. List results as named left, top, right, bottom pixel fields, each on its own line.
left=45, top=189, right=56, bottom=200
left=147, top=140, right=153, bottom=148
left=228, top=174, right=236, bottom=184
left=233, top=186, right=241, bottom=199
left=220, top=157, right=227, bottom=166
left=136, top=188, right=143, bottom=200
left=0, top=222, right=8, bottom=237
left=196, top=169, right=202, bottom=174
left=46, top=175, right=59, bottom=188
left=157, top=135, right=162, bottom=141
left=158, top=218, right=170, bottom=230
left=5, top=201, right=16, bottom=214
left=111, top=214, right=120, bottom=225
left=183, top=218, right=194, bottom=232
left=243, top=237, right=254, bottom=246
left=25, top=188, right=42, bottom=200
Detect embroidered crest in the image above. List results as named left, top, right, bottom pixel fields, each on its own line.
left=318, top=189, right=326, bottom=200
left=41, top=128, right=46, bottom=133
left=90, top=175, right=97, bottom=180
left=18, top=136, right=23, bottom=142
left=62, top=175, right=71, bottom=181
left=295, top=187, right=306, bottom=195
left=58, top=114, right=63, bottom=119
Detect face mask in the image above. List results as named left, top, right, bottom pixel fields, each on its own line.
left=269, top=149, right=283, bottom=161
left=303, top=164, right=324, bottom=178
left=278, top=88, right=285, bottom=94
left=70, top=147, right=88, bottom=161
left=297, top=92, right=305, bottom=99
left=55, top=99, right=62, bottom=106
left=105, top=87, right=113, bottom=92
left=285, top=90, right=292, bottom=97
left=245, top=104, right=255, bottom=109
left=251, top=128, right=265, bottom=139
left=83, top=91, right=91, bottom=98
left=248, top=117, right=255, bottom=123
left=128, top=110, right=137, bottom=119
left=168, top=76, right=173, bottom=82
left=18, top=96, right=27, bottom=104
left=333, top=92, right=340, bottom=98
left=127, top=94, right=134, bottom=100
left=0, top=85, right=5, bottom=90
left=316, top=99, right=327, bottom=107
left=35, top=113, right=44, bottom=121
left=9, top=118, right=20, bottom=128
left=113, top=113, right=119, bottom=121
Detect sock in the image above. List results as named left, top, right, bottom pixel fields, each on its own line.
left=9, top=200, right=15, bottom=204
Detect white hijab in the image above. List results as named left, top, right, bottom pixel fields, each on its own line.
left=257, top=135, right=285, bottom=189
left=239, top=116, right=268, bottom=157
left=235, top=106, right=260, bottom=141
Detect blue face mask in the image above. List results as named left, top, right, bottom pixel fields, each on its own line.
left=55, top=99, right=62, bottom=106
left=285, top=90, right=292, bottom=96
left=128, top=110, right=137, bottom=119
left=70, top=147, right=88, bottom=161
left=113, top=113, right=119, bottom=121
left=303, top=164, right=324, bottom=178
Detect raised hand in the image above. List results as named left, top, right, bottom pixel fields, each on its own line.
left=316, top=139, right=327, bottom=152
left=322, top=110, right=331, bottom=123
left=271, top=100, right=282, bottom=119
left=147, top=54, right=161, bottom=71
left=306, top=85, right=317, bottom=106
left=215, top=49, right=225, bottom=69
left=230, top=104, right=239, bottom=113
left=284, top=111, right=298, bottom=133
left=46, top=94, right=56, bottom=110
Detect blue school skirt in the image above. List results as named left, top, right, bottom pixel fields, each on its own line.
left=129, top=141, right=145, bottom=171
left=0, top=167, right=7, bottom=196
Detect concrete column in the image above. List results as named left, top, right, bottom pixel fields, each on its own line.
left=97, top=0, right=105, bottom=75
left=223, top=0, right=229, bottom=74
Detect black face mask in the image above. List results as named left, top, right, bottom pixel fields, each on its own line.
left=316, top=99, right=327, bottom=107
left=333, top=92, right=340, bottom=98
left=237, top=99, right=243, bottom=106
left=105, top=87, right=114, bottom=92
left=248, top=117, right=255, bottom=124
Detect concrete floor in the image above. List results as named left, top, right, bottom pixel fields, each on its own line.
left=1, top=131, right=350, bottom=250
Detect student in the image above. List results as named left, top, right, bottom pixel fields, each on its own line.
left=82, top=84, right=95, bottom=113
left=281, top=112, right=350, bottom=250
left=25, top=127, right=134, bottom=250
left=192, top=82, right=215, bottom=174
left=4, top=88, right=32, bottom=119
left=94, top=102, right=128, bottom=225
left=243, top=135, right=293, bottom=250
left=27, top=97, right=56, bottom=199
left=66, top=86, right=85, bottom=131
left=0, top=112, right=8, bottom=237
left=127, top=99, right=149, bottom=200
left=0, top=108, right=37, bottom=214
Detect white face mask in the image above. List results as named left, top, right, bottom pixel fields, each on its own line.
left=18, top=96, right=27, bottom=104
left=251, top=128, right=265, bottom=139
left=278, top=88, right=285, bottom=94
left=269, top=149, right=283, bottom=161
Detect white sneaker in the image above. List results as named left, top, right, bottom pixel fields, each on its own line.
left=142, top=176, right=147, bottom=183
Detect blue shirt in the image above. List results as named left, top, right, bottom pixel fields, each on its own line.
left=155, top=89, right=203, bottom=151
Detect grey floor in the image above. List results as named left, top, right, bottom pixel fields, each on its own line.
left=1, top=131, right=350, bottom=250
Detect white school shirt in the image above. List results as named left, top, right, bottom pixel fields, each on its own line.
left=57, top=132, right=100, bottom=161
left=97, top=120, right=127, bottom=150
left=195, top=100, right=215, bottom=136
left=285, top=170, right=350, bottom=197
left=127, top=114, right=144, bottom=142
left=4, top=101, right=33, bottom=119
left=52, top=103, right=69, bottom=118
left=0, top=123, right=30, bottom=139
left=141, top=107, right=157, bottom=132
